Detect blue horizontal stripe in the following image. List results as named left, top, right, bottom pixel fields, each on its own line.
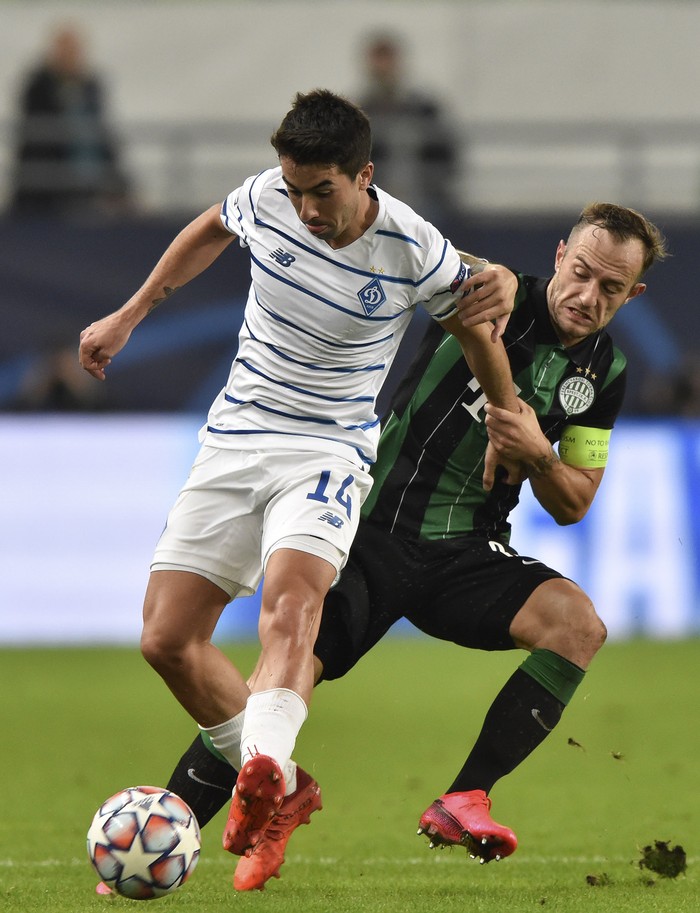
left=253, top=223, right=434, bottom=285
left=432, top=305, right=458, bottom=320
left=223, top=393, right=379, bottom=431
left=251, top=220, right=416, bottom=283
left=232, top=360, right=374, bottom=403
left=206, top=425, right=375, bottom=466
left=243, top=319, right=384, bottom=374
left=254, top=294, right=395, bottom=349
left=250, top=254, right=402, bottom=322
left=375, top=228, right=423, bottom=247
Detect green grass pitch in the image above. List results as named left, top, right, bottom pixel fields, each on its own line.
left=1, top=637, right=698, bottom=912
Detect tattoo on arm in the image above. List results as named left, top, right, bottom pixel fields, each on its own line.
left=530, top=445, right=561, bottom=477
left=148, top=285, right=179, bottom=313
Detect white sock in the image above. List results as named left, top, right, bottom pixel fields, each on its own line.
left=241, top=688, right=307, bottom=796
left=282, top=759, right=298, bottom=796
left=198, top=709, right=245, bottom=772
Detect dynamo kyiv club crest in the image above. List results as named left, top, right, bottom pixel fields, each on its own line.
left=357, top=278, right=386, bottom=315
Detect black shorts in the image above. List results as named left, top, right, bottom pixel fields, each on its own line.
left=314, top=520, right=564, bottom=681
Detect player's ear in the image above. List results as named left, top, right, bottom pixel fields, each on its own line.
left=359, top=162, right=373, bottom=189
left=554, top=239, right=567, bottom=271
left=625, top=282, right=646, bottom=303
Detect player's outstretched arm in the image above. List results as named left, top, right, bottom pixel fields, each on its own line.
left=440, top=312, right=520, bottom=420
left=440, top=257, right=519, bottom=412
left=78, top=204, right=234, bottom=380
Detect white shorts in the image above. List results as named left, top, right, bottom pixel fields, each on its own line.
left=152, top=445, right=373, bottom=601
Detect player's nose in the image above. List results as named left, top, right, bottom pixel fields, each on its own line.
left=299, top=196, right=319, bottom=222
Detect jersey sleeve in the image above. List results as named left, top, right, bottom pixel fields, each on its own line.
left=570, top=354, right=627, bottom=431
left=557, top=361, right=626, bottom=467
left=219, top=170, right=276, bottom=245
left=220, top=185, right=246, bottom=239
left=416, top=237, right=467, bottom=321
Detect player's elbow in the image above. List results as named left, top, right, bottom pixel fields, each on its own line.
left=552, top=502, right=590, bottom=526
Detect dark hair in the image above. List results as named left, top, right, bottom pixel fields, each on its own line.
left=271, top=89, right=372, bottom=179
left=570, top=202, right=669, bottom=276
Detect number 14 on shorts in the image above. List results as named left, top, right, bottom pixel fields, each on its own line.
left=306, top=470, right=355, bottom=519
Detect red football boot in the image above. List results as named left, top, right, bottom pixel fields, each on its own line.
left=417, top=790, right=517, bottom=862
left=233, top=766, right=322, bottom=891
left=222, top=754, right=285, bottom=856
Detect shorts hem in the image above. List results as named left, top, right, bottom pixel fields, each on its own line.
left=150, top=557, right=255, bottom=600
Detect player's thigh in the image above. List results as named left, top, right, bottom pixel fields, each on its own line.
left=260, top=547, right=338, bottom=646
left=152, top=445, right=268, bottom=596
left=142, top=568, right=230, bottom=649
left=405, top=539, right=564, bottom=651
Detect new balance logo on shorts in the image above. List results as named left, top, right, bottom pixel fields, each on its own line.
left=318, top=511, right=344, bottom=529
left=270, top=248, right=296, bottom=267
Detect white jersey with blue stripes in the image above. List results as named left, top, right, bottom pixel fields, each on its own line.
left=202, top=166, right=465, bottom=468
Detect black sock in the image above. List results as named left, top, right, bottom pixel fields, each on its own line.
left=166, top=734, right=238, bottom=827
left=447, top=668, right=566, bottom=795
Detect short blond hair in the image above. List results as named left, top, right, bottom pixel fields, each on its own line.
left=570, top=203, right=668, bottom=276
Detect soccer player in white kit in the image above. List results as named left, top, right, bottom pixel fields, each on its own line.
left=78, top=89, right=519, bottom=869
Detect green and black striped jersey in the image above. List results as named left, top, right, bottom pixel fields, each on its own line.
left=362, top=274, right=628, bottom=543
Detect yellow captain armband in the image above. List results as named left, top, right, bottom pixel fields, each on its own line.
left=558, top=425, right=611, bottom=468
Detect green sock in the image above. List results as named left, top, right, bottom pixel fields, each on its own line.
left=199, top=728, right=229, bottom=764
left=519, top=648, right=585, bottom=705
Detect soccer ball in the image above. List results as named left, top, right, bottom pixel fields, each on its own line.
left=87, top=785, right=201, bottom=900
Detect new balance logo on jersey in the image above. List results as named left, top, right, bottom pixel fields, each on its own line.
left=318, top=511, right=344, bottom=529
left=357, top=277, right=386, bottom=315
left=270, top=248, right=296, bottom=267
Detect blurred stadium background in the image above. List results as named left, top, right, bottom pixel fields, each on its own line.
left=2, top=0, right=700, bottom=646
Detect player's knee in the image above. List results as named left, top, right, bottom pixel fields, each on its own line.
left=513, top=579, right=607, bottom=665
left=140, top=620, right=189, bottom=677
left=583, top=598, right=607, bottom=646
left=571, top=593, right=607, bottom=657
left=555, top=584, right=607, bottom=663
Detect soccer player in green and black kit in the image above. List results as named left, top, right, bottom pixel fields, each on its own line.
left=160, top=203, right=668, bottom=891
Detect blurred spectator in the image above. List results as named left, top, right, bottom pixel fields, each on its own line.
left=357, top=32, right=460, bottom=221
left=13, top=345, right=110, bottom=411
left=637, top=354, right=700, bottom=417
left=9, top=24, right=131, bottom=218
